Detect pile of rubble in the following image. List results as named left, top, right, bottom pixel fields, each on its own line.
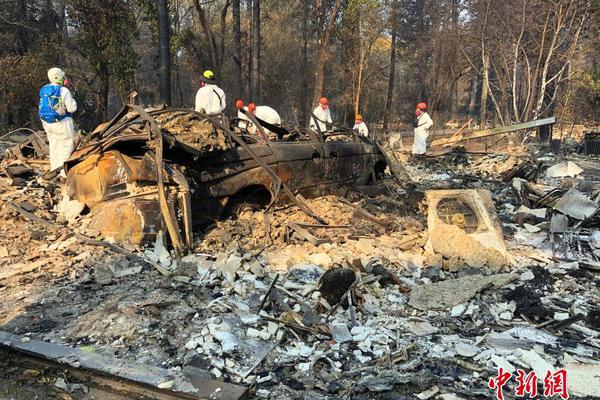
left=2, top=132, right=600, bottom=399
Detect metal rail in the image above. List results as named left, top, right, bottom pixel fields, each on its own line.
left=0, top=331, right=247, bottom=400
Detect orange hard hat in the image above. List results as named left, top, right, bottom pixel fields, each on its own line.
left=416, top=102, right=427, bottom=110
left=248, top=103, right=256, bottom=113
left=355, top=114, right=363, bottom=121
left=235, top=99, right=244, bottom=109
left=319, top=97, right=328, bottom=105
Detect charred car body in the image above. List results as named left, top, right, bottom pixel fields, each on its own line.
left=64, top=105, right=387, bottom=253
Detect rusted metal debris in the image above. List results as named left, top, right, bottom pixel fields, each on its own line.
left=64, top=106, right=388, bottom=252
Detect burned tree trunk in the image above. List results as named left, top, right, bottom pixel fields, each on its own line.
left=233, top=0, right=242, bottom=99
left=312, top=0, right=341, bottom=105
left=300, top=0, right=310, bottom=127
left=157, top=0, right=171, bottom=106
left=383, top=2, right=398, bottom=136
left=251, top=0, right=260, bottom=102
left=480, top=52, right=489, bottom=130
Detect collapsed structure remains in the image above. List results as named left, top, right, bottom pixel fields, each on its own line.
left=1, top=109, right=600, bottom=399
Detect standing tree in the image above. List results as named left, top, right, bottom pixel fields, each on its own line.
left=157, top=0, right=171, bottom=105
left=383, top=0, right=399, bottom=135
left=312, top=0, right=342, bottom=106
left=251, top=0, right=261, bottom=102
left=233, top=0, right=242, bottom=99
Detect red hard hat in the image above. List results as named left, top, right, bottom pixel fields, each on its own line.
left=319, top=97, right=328, bottom=105
left=416, top=102, right=427, bottom=110
left=235, top=99, right=244, bottom=109
left=248, top=103, right=256, bottom=113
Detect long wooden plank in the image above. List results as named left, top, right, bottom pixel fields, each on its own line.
left=431, top=117, right=556, bottom=147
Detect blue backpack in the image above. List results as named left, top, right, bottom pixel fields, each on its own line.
left=39, top=84, right=71, bottom=123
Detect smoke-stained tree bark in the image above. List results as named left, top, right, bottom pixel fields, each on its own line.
left=251, top=0, right=261, bottom=102
left=158, top=0, right=171, bottom=106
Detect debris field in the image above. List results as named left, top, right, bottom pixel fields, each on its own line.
left=2, top=118, right=600, bottom=400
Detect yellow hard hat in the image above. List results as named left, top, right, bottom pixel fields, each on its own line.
left=200, top=70, right=216, bottom=83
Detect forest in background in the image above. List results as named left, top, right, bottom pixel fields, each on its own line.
left=1, top=0, right=599, bottom=133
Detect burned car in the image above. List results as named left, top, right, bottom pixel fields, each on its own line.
left=64, top=105, right=387, bottom=253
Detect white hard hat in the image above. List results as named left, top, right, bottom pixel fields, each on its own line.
left=47, top=67, right=65, bottom=84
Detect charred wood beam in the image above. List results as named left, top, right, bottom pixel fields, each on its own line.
left=287, top=222, right=331, bottom=245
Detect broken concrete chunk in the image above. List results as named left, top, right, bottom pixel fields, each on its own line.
left=516, top=206, right=547, bottom=219
left=519, top=270, right=535, bottom=281
left=330, top=323, right=352, bottom=343
left=490, top=355, right=516, bottom=373
left=454, top=341, right=479, bottom=357
left=217, top=253, right=242, bottom=282
left=546, top=161, right=583, bottom=178
left=519, top=349, right=555, bottom=381
left=289, top=264, right=324, bottom=284
left=408, top=273, right=517, bottom=310
left=523, top=223, right=542, bottom=233
left=426, top=189, right=511, bottom=269
left=553, top=188, right=598, bottom=220
left=404, top=320, right=439, bottom=336
left=450, top=304, right=466, bottom=317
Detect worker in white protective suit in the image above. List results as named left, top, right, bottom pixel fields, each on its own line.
left=235, top=99, right=250, bottom=130
left=194, top=70, right=226, bottom=115
left=353, top=114, right=369, bottom=137
left=247, top=103, right=282, bottom=135
left=412, top=102, right=433, bottom=155
left=309, top=97, right=332, bottom=133
left=38, top=67, right=78, bottom=177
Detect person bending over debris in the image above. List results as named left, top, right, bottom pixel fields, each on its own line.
left=412, top=102, right=433, bottom=155
left=194, top=70, right=226, bottom=116
left=38, top=67, right=78, bottom=177
left=235, top=99, right=250, bottom=130
left=353, top=114, right=369, bottom=137
left=247, top=103, right=282, bottom=135
left=310, top=97, right=332, bottom=133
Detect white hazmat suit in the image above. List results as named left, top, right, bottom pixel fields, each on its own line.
left=237, top=107, right=250, bottom=128
left=251, top=106, right=282, bottom=135
left=309, top=106, right=332, bottom=133
left=195, top=84, right=226, bottom=115
left=40, top=68, right=78, bottom=174
left=412, top=112, right=433, bottom=155
left=353, top=121, right=369, bottom=137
